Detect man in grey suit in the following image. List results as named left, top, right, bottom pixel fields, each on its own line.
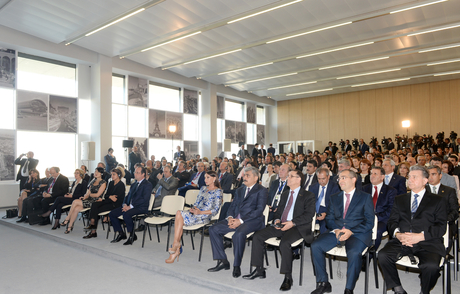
left=431, top=157, right=457, bottom=190
left=152, top=166, right=178, bottom=208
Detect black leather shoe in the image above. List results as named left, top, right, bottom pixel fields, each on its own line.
left=207, top=260, right=230, bottom=272
left=132, top=233, right=138, bottom=241
left=123, top=234, right=136, bottom=245
left=242, top=269, right=266, bottom=280
left=344, top=289, right=353, bottom=294
left=223, top=240, right=232, bottom=249
left=292, top=253, right=300, bottom=260
left=232, top=266, right=241, bottom=278
left=134, top=224, right=145, bottom=232
left=17, top=217, right=27, bottom=223
left=110, top=233, right=127, bottom=243
left=83, top=232, right=97, bottom=239
left=311, top=282, right=332, bottom=294
left=280, top=276, right=293, bottom=291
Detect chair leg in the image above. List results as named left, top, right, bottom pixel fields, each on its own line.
left=328, top=255, right=333, bottom=279
left=148, top=224, right=152, bottom=241
left=274, top=248, right=279, bottom=268
left=190, top=231, right=195, bottom=250
left=142, top=224, right=147, bottom=248
left=156, top=225, right=160, bottom=243
left=198, top=227, right=204, bottom=262
left=364, top=252, right=369, bottom=294
left=264, top=247, right=269, bottom=267
left=101, top=216, right=105, bottom=231
left=382, top=278, right=387, bottom=294
left=106, top=219, right=111, bottom=239
left=166, top=222, right=171, bottom=252
left=299, top=244, right=304, bottom=286
left=373, top=250, right=379, bottom=289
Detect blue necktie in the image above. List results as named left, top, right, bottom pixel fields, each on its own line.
left=411, top=194, right=419, bottom=215
left=316, top=186, right=325, bottom=213
left=385, top=175, right=390, bottom=185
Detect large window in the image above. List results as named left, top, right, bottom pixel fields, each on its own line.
left=225, top=100, right=244, bottom=122
left=257, top=106, right=265, bottom=125
left=149, top=83, right=181, bottom=112
left=128, top=106, right=147, bottom=137
left=0, top=88, right=15, bottom=129
left=112, top=74, right=125, bottom=104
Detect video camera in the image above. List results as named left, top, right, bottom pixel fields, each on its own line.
left=352, top=138, right=359, bottom=149
left=450, top=131, right=458, bottom=141
left=339, top=139, right=345, bottom=151
left=436, top=132, right=444, bottom=141
left=381, top=137, right=389, bottom=148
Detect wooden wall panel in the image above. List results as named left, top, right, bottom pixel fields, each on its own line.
left=315, top=96, right=330, bottom=146
left=276, top=101, right=290, bottom=141
left=429, top=81, right=451, bottom=134
left=358, top=89, right=376, bottom=141
left=392, top=85, right=411, bottom=137
left=449, top=80, right=460, bottom=131
left=302, top=97, right=316, bottom=139
left=374, top=87, right=393, bottom=139
left=343, top=92, right=360, bottom=140
left=289, top=99, right=302, bottom=140
left=410, top=83, right=431, bottom=135
left=329, top=94, right=344, bottom=141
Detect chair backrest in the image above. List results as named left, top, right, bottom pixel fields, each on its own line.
left=443, top=223, right=449, bottom=249
left=223, top=193, right=232, bottom=203
left=160, top=195, right=185, bottom=215
left=148, top=194, right=156, bottom=211
left=311, top=214, right=317, bottom=232
left=185, top=189, right=200, bottom=206
left=372, top=215, right=378, bottom=241
left=263, top=205, right=270, bottom=225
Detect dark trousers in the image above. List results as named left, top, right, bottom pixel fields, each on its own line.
left=218, top=202, right=231, bottom=222
left=90, top=201, right=116, bottom=228
left=41, top=197, right=56, bottom=212
left=22, top=195, right=43, bottom=217
left=177, top=185, right=198, bottom=196
left=251, top=226, right=303, bottom=274
left=109, top=207, right=145, bottom=234
left=374, top=221, right=387, bottom=250
left=378, top=239, right=442, bottom=294
left=209, top=218, right=265, bottom=267
left=47, top=196, right=74, bottom=219
left=311, top=233, right=367, bottom=290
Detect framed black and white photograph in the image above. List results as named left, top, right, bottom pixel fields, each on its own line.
left=0, top=48, right=16, bottom=89
left=217, top=96, right=225, bottom=119
left=235, top=121, right=246, bottom=144
left=166, top=112, right=183, bottom=140
left=17, top=90, right=48, bottom=131
left=149, top=109, right=166, bottom=138
left=257, top=124, right=265, bottom=145
left=184, top=141, right=198, bottom=161
left=225, top=120, right=236, bottom=143
left=246, top=102, right=256, bottom=124
left=0, top=129, right=15, bottom=181
left=49, top=95, right=77, bottom=133
left=183, top=89, right=198, bottom=115
left=128, top=76, right=148, bottom=107
left=129, top=137, right=148, bottom=163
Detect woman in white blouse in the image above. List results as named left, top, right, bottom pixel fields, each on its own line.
left=261, top=163, right=276, bottom=188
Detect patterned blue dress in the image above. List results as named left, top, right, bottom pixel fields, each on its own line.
left=181, top=186, right=222, bottom=226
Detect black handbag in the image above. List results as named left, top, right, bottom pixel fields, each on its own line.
left=3, top=208, right=18, bottom=219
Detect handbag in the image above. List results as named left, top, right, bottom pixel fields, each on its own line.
left=3, top=208, right=18, bottom=219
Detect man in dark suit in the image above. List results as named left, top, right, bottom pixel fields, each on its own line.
left=332, top=159, right=363, bottom=191
left=243, top=169, right=315, bottom=290
left=177, top=162, right=206, bottom=196
left=252, top=143, right=260, bottom=157
left=344, top=140, right=352, bottom=154
left=14, top=151, right=39, bottom=191
left=427, top=165, right=458, bottom=238
left=267, top=163, right=289, bottom=221
left=310, top=169, right=374, bottom=294
left=267, top=143, right=276, bottom=156
left=238, top=145, right=249, bottom=163
left=208, top=166, right=268, bottom=278
left=296, top=153, right=307, bottom=171
left=308, top=168, right=340, bottom=234
left=40, top=166, right=70, bottom=213
left=259, top=144, right=267, bottom=158
left=379, top=165, right=447, bottom=294
left=448, top=155, right=460, bottom=176
left=382, top=159, right=407, bottom=196
left=174, top=146, right=186, bottom=162
left=152, top=165, right=178, bottom=208
left=174, top=161, right=190, bottom=188
left=302, top=160, right=318, bottom=190
left=387, top=138, right=395, bottom=151
left=362, top=166, right=397, bottom=250
left=358, top=139, right=369, bottom=155
left=104, top=148, right=118, bottom=172
left=110, top=166, right=152, bottom=245
left=128, top=146, right=142, bottom=175
left=218, top=161, right=233, bottom=193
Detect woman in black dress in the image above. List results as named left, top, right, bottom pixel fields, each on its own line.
left=82, top=168, right=125, bottom=239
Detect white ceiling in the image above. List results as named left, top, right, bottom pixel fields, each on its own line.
left=1, top=0, right=460, bottom=101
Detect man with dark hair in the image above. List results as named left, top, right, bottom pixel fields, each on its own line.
left=238, top=145, right=249, bottom=163
left=177, top=162, right=206, bottom=196
left=448, top=154, right=460, bottom=176
left=260, top=144, right=267, bottom=158
left=174, top=161, right=190, bottom=188
left=252, top=143, right=260, bottom=157
left=430, top=157, right=457, bottom=189
left=310, top=169, right=374, bottom=294
left=15, top=151, right=39, bottom=191
left=302, top=160, right=318, bottom=190
left=267, top=143, right=276, bottom=156
left=218, top=161, right=233, bottom=192
left=128, top=146, right=142, bottom=175
left=359, top=139, right=369, bottom=155
left=379, top=165, right=447, bottom=294
left=109, top=166, right=152, bottom=245
left=104, top=148, right=118, bottom=172
left=243, top=169, right=315, bottom=291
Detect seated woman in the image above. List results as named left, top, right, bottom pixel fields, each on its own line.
left=397, top=161, right=411, bottom=191
left=82, top=168, right=126, bottom=239
left=260, top=163, right=276, bottom=189
left=40, top=169, right=88, bottom=229
left=166, top=170, right=222, bottom=263
left=17, top=169, right=40, bottom=218
left=359, top=159, right=372, bottom=186
left=60, top=167, right=107, bottom=234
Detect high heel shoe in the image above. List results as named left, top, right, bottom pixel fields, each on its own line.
left=51, top=224, right=60, bottom=230
left=64, top=226, right=73, bottom=234
left=165, top=246, right=182, bottom=263
left=168, top=243, right=182, bottom=254
left=60, top=219, right=70, bottom=227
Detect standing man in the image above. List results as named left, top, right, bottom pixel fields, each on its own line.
left=267, top=143, right=276, bottom=156
left=252, top=143, right=260, bottom=157
left=104, top=148, right=118, bottom=173
left=302, top=160, right=318, bottom=191
left=238, top=145, right=249, bottom=163
left=174, top=146, right=185, bottom=162
left=387, top=138, right=395, bottom=151
left=359, top=139, right=369, bottom=155
left=344, top=140, right=352, bottom=154
left=382, top=159, right=407, bottom=196
left=310, top=169, right=374, bottom=294
left=296, top=154, right=307, bottom=171
left=208, top=167, right=267, bottom=278
left=362, top=166, right=397, bottom=250
left=110, top=166, right=152, bottom=245
left=15, top=151, right=39, bottom=191
left=379, top=166, right=447, bottom=294
left=129, top=146, right=142, bottom=175
left=243, top=169, right=315, bottom=291
left=308, top=168, right=340, bottom=234
left=259, top=144, right=267, bottom=158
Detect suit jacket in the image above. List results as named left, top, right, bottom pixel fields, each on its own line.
left=387, top=190, right=447, bottom=256
left=326, top=189, right=374, bottom=246
left=267, top=178, right=287, bottom=207
left=260, top=148, right=267, bottom=158
left=362, top=183, right=397, bottom=225
left=123, top=179, right=153, bottom=212
left=296, top=160, right=307, bottom=171
left=238, top=149, right=249, bottom=162
left=174, top=170, right=191, bottom=188
left=14, top=156, right=39, bottom=181
left=153, top=176, right=179, bottom=208
left=273, top=188, right=316, bottom=243
left=344, top=144, right=352, bottom=153
left=70, top=179, right=88, bottom=199
left=267, top=147, right=275, bottom=156
left=440, top=172, right=457, bottom=190
left=174, top=151, right=186, bottom=161
left=227, top=183, right=267, bottom=224
left=387, top=142, right=395, bottom=151
left=308, top=182, right=341, bottom=215
left=49, top=174, right=70, bottom=199
left=431, top=184, right=458, bottom=223
left=218, top=172, right=233, bottom=192
left=359, top=143, right=369, bottom=155
left=302, top=173, right=318, bottom=190
left=104, top=154, right=118, bottom=172
left=128, top=151, right=142, bottom=173
left=251, top=148, right=259, bottom=157
left=387, top=173, right=407, bottom=196
left=189, top=171, right=206, bottom=188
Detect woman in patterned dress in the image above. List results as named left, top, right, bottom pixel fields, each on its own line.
left=166, top=170, right=222, bottom=263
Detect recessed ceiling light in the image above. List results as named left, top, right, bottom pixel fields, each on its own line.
left=268, top=81, right=317, bottom=90
left=267, top=22, right=352, bottom=44
left=390, top=0, right=448, bottom=14
left=319, top=57, right=389, bottom=70
left=427, top=58, right=460, bottom=66
left=287, top=88, right=333, bottom=96
left=228, top=0, right=303, bottom=24
left=217, top=63, right=273, bottom=75
left=351, top=78, right=410, bottom=87
left=408, top=23, right=460, bottom=36
left=336, top=68, right=401, bottom=79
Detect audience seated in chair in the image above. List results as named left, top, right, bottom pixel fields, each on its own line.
left=17, top=169, right=40, bottom=218
left=178, top=162, right=206, bottom=196
left=152, top=165, right=179, bottom=208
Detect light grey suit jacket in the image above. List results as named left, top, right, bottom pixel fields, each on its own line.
left=441, top=172, right=457, bottom=190
left=153, top=176, right=179, bottom=208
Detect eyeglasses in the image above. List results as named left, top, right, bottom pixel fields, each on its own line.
left=287, top=175, right=300, bottom=179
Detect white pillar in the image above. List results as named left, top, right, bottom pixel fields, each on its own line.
left=200, top=82, right=217, bottom=158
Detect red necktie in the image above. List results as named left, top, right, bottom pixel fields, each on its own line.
left=281, top=191, right=294, bottom=223
left=219, top=173, right=223, bottom=181
left=373, top=186, right=378, bottom=209
left=47, top=178, right=56, bottom=193
left=343, top=193, right=351, bottom=219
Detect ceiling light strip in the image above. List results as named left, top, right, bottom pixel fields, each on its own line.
left=408, top=23, right=460, bottom=36
left=287, top=88, right=333, bottom=96
left=427, top=58, right=460, bottom=66
left=141, top=31, right=202, bottom=52
left=228, top=0, right=302, bottom=24
left=218, top=62, right=273, bottom=75
left=296, top=42, right=374, bottom=59
left=351, top=78, right=410, bottom=87
left=390, top=0, right=448, bottom=14
left=245, top=72, right=298, bottom=84
left=266, top=22, right=352, bottom=44
left=419, top=43, right=460, bottom=53
left=319, top=57, right=389, bottom=70
left=85, top=8, right=145, bottom=36
left=268, top=81, right=317, bottom=90
left=336, top=68, right=401, bottom=79
left=434, top=70, right=460, bottom=76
